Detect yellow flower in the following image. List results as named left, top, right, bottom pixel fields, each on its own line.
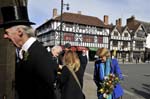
left=115, top=77, right=119, bottom=81
left=98, top=88, right=105, bottom=93
left=109, top=81, right=112, bottom=84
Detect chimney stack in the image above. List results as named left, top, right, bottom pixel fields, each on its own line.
left=53, top=8, right=57, bottom=18
left=104, top=15, right=108, bottom=25
left=118, top=18, right=122, bottom=26
left=116, top=18, right=122, bottom=27
left=127, top=15, right=135, bottom=25
left=104, top=15, right=109, bottom=25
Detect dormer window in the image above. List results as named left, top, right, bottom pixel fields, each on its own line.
left=137, top=30, right=145, bottom=38
left=124, top=33, right=128, bottom=37
left=114, top=31, right=118, bottom=36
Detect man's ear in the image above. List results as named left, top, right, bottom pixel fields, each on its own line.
left=19, top=31, right=23, bottom=37
left=17, top=28, right=23, bottom=37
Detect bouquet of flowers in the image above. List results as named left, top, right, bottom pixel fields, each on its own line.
left=98, top=73, right=120, bottom=98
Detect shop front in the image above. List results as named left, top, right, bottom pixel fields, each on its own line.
left=88, top=47, right=98, bottom=61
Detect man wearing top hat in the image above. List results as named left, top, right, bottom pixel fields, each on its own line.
left=0, top=6, right=57, bottom=99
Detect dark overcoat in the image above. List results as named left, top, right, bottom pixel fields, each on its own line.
left=79, top=54, right=88, bottom=72
left=15, top=40, right=57, bottom=99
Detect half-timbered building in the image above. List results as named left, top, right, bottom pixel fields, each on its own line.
left=127, top=16, right=147, bottom=62
left=110, top=18, right=131, bottom=62
left=138, top=21, right=150, bottom=62
left=35, top=9, right=110, bottom=60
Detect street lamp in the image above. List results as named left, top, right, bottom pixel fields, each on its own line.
left=60, top=0, right=69, bottom=46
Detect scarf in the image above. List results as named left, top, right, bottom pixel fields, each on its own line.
left=100, top=58, right=111, bottom=79
left=100, top=58, right=112, bottom=99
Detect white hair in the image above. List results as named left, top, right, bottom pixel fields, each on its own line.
left=12, top=25, right=35, bottom=37
left=52, top=46, right=62, bottom=53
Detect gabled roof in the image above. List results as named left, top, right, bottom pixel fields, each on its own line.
left=53, top=12, right=107, bottom=28
left=110, top=25, right=129, bottom=35
left=116, top=26, right=124, bottom=34
left=127, top=20, right=141, bottom=32
left=137, top=20, right=150, bottom=33
left=122, top=26, right=130, bottom=33
left=127, top=17, right=148, bottom=36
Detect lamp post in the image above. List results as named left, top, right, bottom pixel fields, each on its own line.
left=60, top=0, right=69, bottom=46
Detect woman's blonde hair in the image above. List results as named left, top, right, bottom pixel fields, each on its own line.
left=63, top=50, right=80, bottom=72
left=96, top=47, right=110, bottom=58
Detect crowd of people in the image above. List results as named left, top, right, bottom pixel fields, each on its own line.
left=0, top=5, right=124, bottom=99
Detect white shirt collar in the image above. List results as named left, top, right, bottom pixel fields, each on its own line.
left=22, top=37, right=36, bottom=52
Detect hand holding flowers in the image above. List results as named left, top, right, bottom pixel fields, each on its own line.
left=98, top=73, right=120, bottom=98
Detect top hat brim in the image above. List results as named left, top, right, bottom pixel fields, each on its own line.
left=0, top=20, right=35, bottom=29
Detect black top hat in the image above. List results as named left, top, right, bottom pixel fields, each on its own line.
left=0, top=6, right=35, bottom=28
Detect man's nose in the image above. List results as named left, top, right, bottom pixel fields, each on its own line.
left=3, top=34, right=8, bottom=38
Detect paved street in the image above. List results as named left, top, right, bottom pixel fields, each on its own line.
left=83, top=62, right=150, bottom=99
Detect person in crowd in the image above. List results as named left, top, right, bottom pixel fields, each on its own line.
left=79, top=50, right=88, bottom=73
left=49, top=46, right=63, bottom=99
left=60, top=50, right=85, bottom=99
left=94, top=48, right=124, bottom=99
left=64, top=43, right=72, bottom=52
left=135, top=56, right=138, bottom=64
left=58, top=43, right=85, bottom=89
left=112, top=50, right=116, bottom=59
left=0, top=6, right=56, bottom=99
left=58, top=43, right=72, bottom=65
left=50, top=46, right=62, bottom=64
left=49, top=45, right=63, bottom=78
left=78, top=50, right=88, bottom=88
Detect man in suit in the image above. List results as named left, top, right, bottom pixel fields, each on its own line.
left=79, top=50, right=88, bottom=73
left=0, top=6, right=57, bottom=99
left=49, top=46, right=62, bottom=99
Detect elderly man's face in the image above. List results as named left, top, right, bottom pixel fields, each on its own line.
left=3, top=27, right=22, bottom=48
left=53, top=50, right=60, bottom=57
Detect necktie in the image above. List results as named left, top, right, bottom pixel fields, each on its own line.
left=19, top=49, right=25, bottom=60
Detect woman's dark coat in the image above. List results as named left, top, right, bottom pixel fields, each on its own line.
left=60, top=66, right=85, bottom=99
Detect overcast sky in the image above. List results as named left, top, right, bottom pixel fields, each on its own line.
left=28, top=0, right=150, bottom=29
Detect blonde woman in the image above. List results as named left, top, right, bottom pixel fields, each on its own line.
left=60, top=50, right=85, bottom=99
left=94, top=48, right=124, bottom=99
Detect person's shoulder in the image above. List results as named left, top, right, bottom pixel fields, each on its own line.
left=60, top=50, right=65, bottom=56
left=111, top=58, right=119, bottom=64
left=95, top=59, right=101, bottom=64
left=62, top=66, right=68, bottom=71
left=62, top=66, right=70, bottom=74
left=112, top=58, right=117, bottom=61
